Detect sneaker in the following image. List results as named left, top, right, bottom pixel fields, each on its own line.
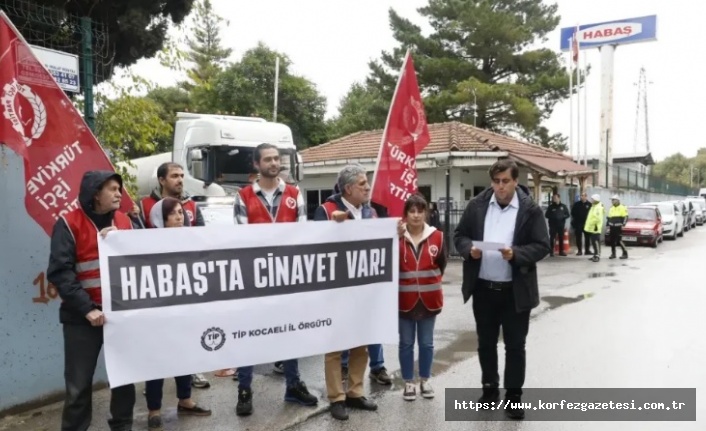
left=341, top=366, right=349, bottom=382
left=147, top=414, right=163, bottom=430
left=370, top=367, right=392, bottom=385
left=273, top=361, right=284, bottom=374
left=236, top=388, right=253, bottom=416
left=420, top=380, right=435, bottom=399
left=191, top=373, right=210, bottom=389
left=403, top=382, right=416, bottom=401
left=284, top=381, right=318, bottom=406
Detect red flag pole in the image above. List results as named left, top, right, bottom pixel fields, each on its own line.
left=369, top=48, right=411, bottom=196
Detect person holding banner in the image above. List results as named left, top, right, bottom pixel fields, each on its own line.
left=232, top=143, right=319, bottom=416
left=314, top=164, right=380, bottom=421
left=398, top=193, right=447, bottom=401
left=137, top=162, right=217, bottom=386
left=47, top=171, right=137, bottom=431
left=453, top=160, right=550, bottom=420
left=132, top=197, right=212, bottom=429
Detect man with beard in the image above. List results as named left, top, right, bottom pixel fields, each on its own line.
left=231, top=143, right=318, bottom=416
left=138, top=162, right=211, bottom=389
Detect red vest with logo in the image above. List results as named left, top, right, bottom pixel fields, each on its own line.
left=320, top=201, right=378, bottom=220
left=61, top=209, right=133, bottom=305
left=399, top=230, right=444, bottom=312
left=239, top=184, right=300, bottom=223
left=140, top=196, right=198, bottom=228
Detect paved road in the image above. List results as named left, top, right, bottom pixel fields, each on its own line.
left=1, top=229, right=703, bottom=430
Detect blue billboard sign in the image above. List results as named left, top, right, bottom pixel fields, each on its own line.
left=559, top=15, right=657, bottom=51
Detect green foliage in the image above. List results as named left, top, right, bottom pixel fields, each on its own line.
left=213, top=43, right=328, bottom=148
left=653, top=150, right=706, bottom=188
left=351, top=0, right=573, bottom=150
left=327, top=83, right=390, bottom=140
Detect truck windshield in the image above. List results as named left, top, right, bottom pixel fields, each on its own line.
left=211, top=146, right=295, bottom=186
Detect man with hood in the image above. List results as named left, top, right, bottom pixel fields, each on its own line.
left=47, top=171, right=137, bottom=431
left=137, top=162, right=211, bottom=389
left=607, top=195, right=629, bottom=259
left=453, top=159, right=551, bottom=420
left=584, top=194, right=605, bottom=262
left=313, top=164, right=381, bottom=421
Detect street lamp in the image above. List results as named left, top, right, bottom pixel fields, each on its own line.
left=471, top=87, right=478, bottom=127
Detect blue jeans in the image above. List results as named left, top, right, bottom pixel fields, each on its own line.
left=238, top=359, right=300, bottom=390
left=398, top=316, right=436, bottom=381
left=145, top=375, right=192, bottom=411
left=341, top=344, right=384, bottom=371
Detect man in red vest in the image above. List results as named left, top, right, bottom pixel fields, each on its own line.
left=137, top=162, right=211, bottom=389
left=47, top=171, right=137, bottom=431
left=139, top=162, right=205, bottom=229
left=232, top=143, right=318, bottom=416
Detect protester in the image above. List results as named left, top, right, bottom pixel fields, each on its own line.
left=137, top=162, right=215, bottom=387
left=584, top=194, right=605, bottom=262
left=141, top=197, right=212, bottom=429
left=607, top=195, right=629, bottom=259
left=544, top=193, right=570, bottom=256
left=453, top=159, right=550, bottom=420
left=428, top=202, right=442, bottom=229
left=398, top=194, right=447, bottom=401
left=571, top=192, right=593, bottom=255
left=314, top=164, right=380, bottom=421
left=232, top=143, right=318, bottom=416
left=47, top=171, right=137, bottom=431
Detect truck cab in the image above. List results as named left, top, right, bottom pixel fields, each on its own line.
left=125, top=112, right=304, bottom=225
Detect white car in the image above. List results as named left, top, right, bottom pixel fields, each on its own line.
left=641, top=202, right=682, bottom=239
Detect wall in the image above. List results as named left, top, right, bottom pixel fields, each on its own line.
left=0, top=148, right=108, bottom=413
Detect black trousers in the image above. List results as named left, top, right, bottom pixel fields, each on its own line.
left=62, top=324, right=135, bottom=431
left=590, top=233, right=601, bottom=257
left=549, top=225, right=565, bottom=254
left=609, top=226, right=627, bottom=256
left=472, top=282, right=531, bottom=396
left=574, top=228, right=592, bottom=253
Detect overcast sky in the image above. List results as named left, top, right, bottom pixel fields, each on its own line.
left=128, top=0, right=695, bottom=162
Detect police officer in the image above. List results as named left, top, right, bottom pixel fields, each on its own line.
left=607, top=195, right=629, bottom=259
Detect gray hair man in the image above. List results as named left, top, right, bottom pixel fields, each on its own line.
left=313, top=164, right=382, bottom=421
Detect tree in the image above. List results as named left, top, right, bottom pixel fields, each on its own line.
left=145, top=86, right=191, bottom=153
left=522, top=126, right=568, bottom=152
left=327, top=82, right=390, bottom=140
left=367, top=0, right=571, bottom=145
left=212, top=43, right=328, bottom=148
left=181, top=0, right=232, bottom=112
left=1, top=0, right=195, bottom=85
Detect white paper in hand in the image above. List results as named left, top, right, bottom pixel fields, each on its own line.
left=473, top=241, right=507, bottom=252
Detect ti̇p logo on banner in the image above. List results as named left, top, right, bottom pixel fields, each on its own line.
left=200, top=327, right=226, bottom=352
left=2, top=78, right=47, bottom=148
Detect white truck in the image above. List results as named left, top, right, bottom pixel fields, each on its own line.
left=121, top=112, right=304, bottom=225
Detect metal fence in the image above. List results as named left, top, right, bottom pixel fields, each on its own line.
left=590, top=161, right=698, bottom=196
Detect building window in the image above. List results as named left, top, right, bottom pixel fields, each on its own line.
left=418, top=185, right=431, bottom=203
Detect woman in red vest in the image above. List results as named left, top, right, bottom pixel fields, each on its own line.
left=134, top=198, right=212, bottom=430
left=398, top=194, right=447, bottom=401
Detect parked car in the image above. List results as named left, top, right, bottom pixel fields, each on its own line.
left=670, top=201, right=691, bottom=233
left=640, top=202, right=682, bottom=239
left=686, top=197, right=705, bottom=226
left=606, top=205, right=663, bottom=248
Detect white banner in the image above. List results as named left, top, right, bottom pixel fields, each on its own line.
left=98, top=218, right=399, bottom=388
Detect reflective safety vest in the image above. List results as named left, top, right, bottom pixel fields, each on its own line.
left=399, top=230, right=444, bottom=312
left=140, top=196, right=198, bottom=228
left=607, top=204, right=628, bottom=227
left=320, top=200, right=378, bottom=220
left=239, top=184, right=300, bottom=223
left=61, top=209, right=133, bottom=305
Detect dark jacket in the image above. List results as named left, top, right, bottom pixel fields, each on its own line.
left=46, top=171, right=139, bottom=325
left=314, top=194, right=378, bottom=221
left=571, top=200, right=592, bottom=230
left=453, top=186, right=551, bottom=312
left=428, top=209, right=441, bottom=229
left=545, top=202, right=570, bottom=228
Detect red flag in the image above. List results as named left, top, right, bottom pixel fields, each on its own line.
left=0, top=12, right=134, bottom=236
left=370, top=50, right=430, bottom=218
left=572, top=25, right=580, bottom=63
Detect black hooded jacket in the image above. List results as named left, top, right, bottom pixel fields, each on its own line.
left=453, top=185, right=551, bottom=312
left=46, top=171, right=138, bottom=324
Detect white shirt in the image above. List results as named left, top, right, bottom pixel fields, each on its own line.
left=260, top=187, right=276, bottom=207
left=341, top=197, right=362, bottom=220
left=479, top=191, right=519, bottom=282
